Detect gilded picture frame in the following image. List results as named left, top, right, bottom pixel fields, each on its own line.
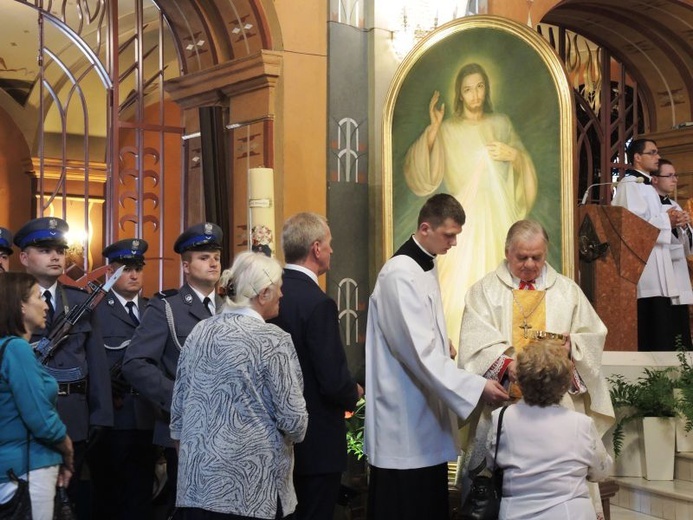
left=382, top=16, right=574, bottom=344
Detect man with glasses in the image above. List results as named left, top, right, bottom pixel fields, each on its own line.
left=652, top=159, right=693, bottom=348
left=613, top=139, right=685, bottom=350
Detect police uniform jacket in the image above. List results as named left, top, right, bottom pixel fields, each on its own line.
left=30, top=284, right=114, bottom=442
left=95, top=291, right=155, bottom=430
left=121, top=283, right=222, bottom=447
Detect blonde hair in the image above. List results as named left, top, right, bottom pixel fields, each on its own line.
left=516, top=341, right=571, bottom=406
left=222, top=251, right=282, bottom=309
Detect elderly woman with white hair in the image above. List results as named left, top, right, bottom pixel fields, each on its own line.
left=170, top=251, right=308, bottom=520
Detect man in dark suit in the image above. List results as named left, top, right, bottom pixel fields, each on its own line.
left=89, top=238, right=157, bottom=519
left=271, top=212, right=362, bottom=520
left=122, top=222, right=223, bottom=517
left=14, top=217, right=113, bottom=518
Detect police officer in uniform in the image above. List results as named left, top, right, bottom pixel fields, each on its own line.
left=0, top=227, right=13, bottom=272
left=122, top=222, right=223, bottom=516
left=89, top=238, right=157, bottom=519
left=14, top=217, right=113, bottom=518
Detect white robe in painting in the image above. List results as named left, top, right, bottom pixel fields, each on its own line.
left=364, top=246, right=486, bottom=470
left=404, top=113, right=537, bottom=346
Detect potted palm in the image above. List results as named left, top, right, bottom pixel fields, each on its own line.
left=608, top=367, right=678, bottom=480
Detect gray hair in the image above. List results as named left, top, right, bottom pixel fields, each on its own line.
left=504, top=220, right=549, bottom=252
left=281, top=212, right=329, bottom=264
left=222, top=251, right=283, bottom=309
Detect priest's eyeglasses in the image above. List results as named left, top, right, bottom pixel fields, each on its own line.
left=640, top=149, right=660, bottom=156
left=655, top=174, right=678, bottom=179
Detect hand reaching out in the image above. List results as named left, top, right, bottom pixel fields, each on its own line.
left=481, top=379, right=509, bottom=406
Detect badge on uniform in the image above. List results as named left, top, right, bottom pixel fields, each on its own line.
left=107, top=298, right=115, bottom=306
left=184, top=294, right=193, bottom=304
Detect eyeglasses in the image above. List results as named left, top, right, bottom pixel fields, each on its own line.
left=640, top=150, right=660, bottom=156
left=654, top=174, right=678, bottom=179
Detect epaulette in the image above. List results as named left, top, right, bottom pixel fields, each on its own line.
left=156, top=289, right=179, bottom=299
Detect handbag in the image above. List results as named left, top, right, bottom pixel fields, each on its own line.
left=459, top=406, right=508, bottom=520
left=52, top=487, right=75, bottom=520
left=0, top=338, right=32, bottom=520
left=0, top=471, right=32, bottom=520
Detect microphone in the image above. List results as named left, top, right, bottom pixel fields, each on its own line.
left=580, top=177, right=644, bottom=205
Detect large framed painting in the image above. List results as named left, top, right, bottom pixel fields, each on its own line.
left=382, top=16, right=574, bottom=345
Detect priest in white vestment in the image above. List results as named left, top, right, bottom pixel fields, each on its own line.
left=459, top=220, right=614, bottom=519
left=404, top=62, right=538, bottom=347
left=365, top=194, right=508, bottom=520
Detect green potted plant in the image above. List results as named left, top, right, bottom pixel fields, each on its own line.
left=674, top=337, right=693, bottom=450
left=608, top=367, right=679, bottom=480
left=346, top=397, right=366, bottom=460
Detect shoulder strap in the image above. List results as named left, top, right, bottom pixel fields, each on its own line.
left=493, top=405, right=509, bottom=464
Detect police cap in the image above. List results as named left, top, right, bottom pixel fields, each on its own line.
left=173, top=222, right=223, bottom=254
left=13, top=217, right=69, bottom=250
left=102, top=238, right=148, bottom=266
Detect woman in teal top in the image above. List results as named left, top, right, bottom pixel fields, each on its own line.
left=0, top=273, right=74, bottom=520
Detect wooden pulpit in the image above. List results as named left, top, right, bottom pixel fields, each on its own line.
left=577, top=205, right=659, bottom=351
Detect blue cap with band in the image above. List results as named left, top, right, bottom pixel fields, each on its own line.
left=13, top=217, right=69, bottom=249
left=173, top=222, right=223, bottom=254
left=102, top=238, right=148, bottom=265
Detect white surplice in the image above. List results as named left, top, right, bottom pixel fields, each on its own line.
left=612, top=173, right=679, bottom=300
left=364, top=254, right=486, bottom=469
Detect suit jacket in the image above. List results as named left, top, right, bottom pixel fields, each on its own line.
left=270, top=268, right=358, bottom=474
left=122, top=283, right=222, bottom=446
left=30, top=284, right=114, bottom=442
left=94, top=291, right=155, bottom=431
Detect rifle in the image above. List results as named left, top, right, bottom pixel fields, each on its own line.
left=33, top=265, right=126, bottom=380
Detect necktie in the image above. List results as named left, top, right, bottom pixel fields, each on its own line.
left=43, top=290, right=54, bottom=327
left=203, top=297, right=213, bottom=316
left=519, top=280, right=536, bottom=290
left=125, top=301, right=140, bottom=326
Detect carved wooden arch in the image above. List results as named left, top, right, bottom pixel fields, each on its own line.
left=156, top=0, right=277, bottom=73
left=543, top=0, right=693, bottom=131
left=160, top=0, right=282, bottom=253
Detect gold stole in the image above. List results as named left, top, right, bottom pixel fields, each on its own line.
left=509, top=289, right=547, bottom=398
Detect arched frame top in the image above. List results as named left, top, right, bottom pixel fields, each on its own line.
left=381, top=15, right=576, bottom=277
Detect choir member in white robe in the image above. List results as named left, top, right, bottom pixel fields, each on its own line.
left=650, top=158, right=692, bottom=348
left=404, top=62, right=537, bottom=347
left=459, top=220, right=614, bottom=519
left=612, top=140, right=687, bottom=350
left=365, top=194, right=508, bottom=520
